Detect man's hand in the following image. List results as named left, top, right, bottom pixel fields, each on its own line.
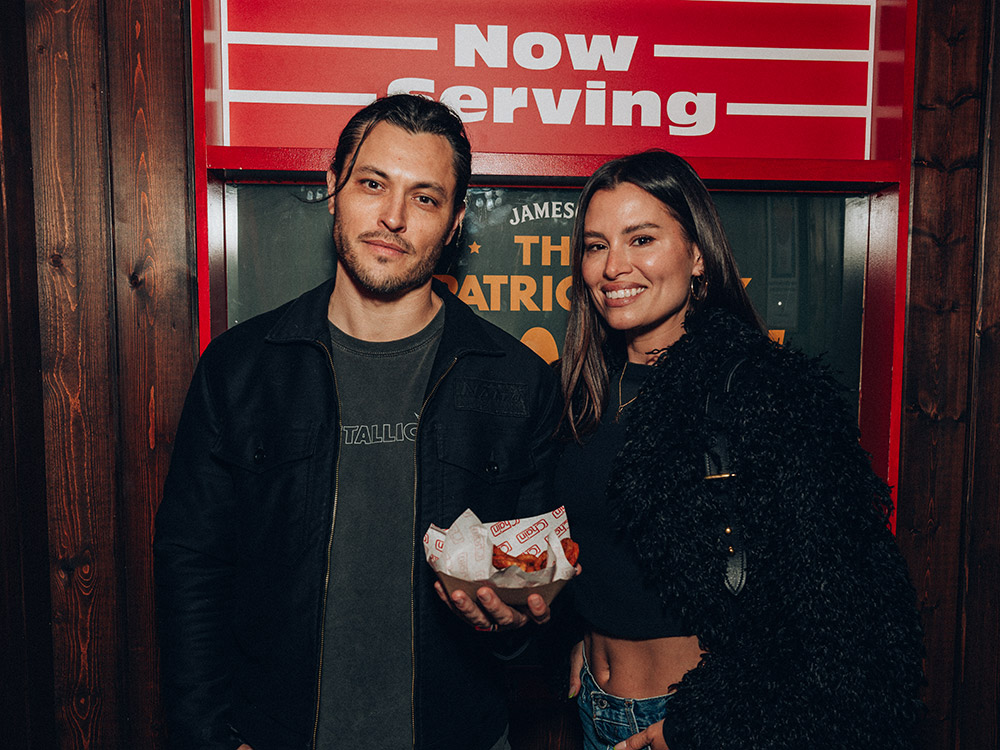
left=613, top=719, right=669, bottom=750
left=433, top=582, right=551, bottom=630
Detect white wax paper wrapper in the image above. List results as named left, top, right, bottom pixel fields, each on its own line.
left=423, top=507, right=575, bottom=588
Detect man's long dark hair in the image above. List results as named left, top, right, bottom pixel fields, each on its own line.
left=330, top=93, right=472, bottom=214
left=559, top=149, right=765, bottom=440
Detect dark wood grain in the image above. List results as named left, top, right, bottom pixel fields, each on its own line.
left=899, top=0, right=993, bottom=748
left=103, top=0, right=197, bottom=745
left=23, top=0, right=198, bottom=744
left=25, top=0, right=123, bottom=746
left=959, top=10, right=1000, bottom=745
left=1, top=1, right=57, bottom=748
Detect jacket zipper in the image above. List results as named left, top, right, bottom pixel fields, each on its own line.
left=311, top=341, right=342, bottom=749
left=409, top=357, right=459, bottom=748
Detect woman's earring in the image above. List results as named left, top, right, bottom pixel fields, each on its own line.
left=690, top=274, right=708, bottom=302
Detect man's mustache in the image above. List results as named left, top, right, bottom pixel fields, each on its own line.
left=357, top=231, right=414, bottom=255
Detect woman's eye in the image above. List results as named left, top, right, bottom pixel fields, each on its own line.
left=584, top=242, right=606, bottom=253
left=633, top=235, right=654, bottom=246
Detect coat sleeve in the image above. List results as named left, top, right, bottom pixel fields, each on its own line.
left=658, top=362, right=924, bottom=750
left=154, top=350, right=245, bottom=750
left=512, top=361, right=563, bottom=518
left=487, top=360, right=564, bottom=660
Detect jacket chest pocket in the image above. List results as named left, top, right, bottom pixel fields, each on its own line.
left=434, top=423, right=535, bottom=519
left=212, top=422, right=318, bottom=564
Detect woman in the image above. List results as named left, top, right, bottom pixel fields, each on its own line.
left=555, top=150, right=923, bottom=750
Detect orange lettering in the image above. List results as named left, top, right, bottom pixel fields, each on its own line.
left=556, top=276, right=573, bottom=310
left=481, top=275, right=508, bottom=311
left=510, top=275, right=540, bottom=312
left=514, top=235, right=539, bottom=265
left=542, top=235, right=570, bottom=266
left=542, top=275, right=553, bottom=311
left=457, top=275, right=488, bottom=310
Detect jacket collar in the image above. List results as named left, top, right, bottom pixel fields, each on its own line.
left=264, top=275, right=505, bottom=361
left=264, top=277, right=337, bottom=345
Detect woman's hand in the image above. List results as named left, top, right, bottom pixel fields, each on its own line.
left=434, top=581, right=551, bottom=630
left=613, top=719, right=669, bottom=750
left=568, top=640, right=584, bottom=698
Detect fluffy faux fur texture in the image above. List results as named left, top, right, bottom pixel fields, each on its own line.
left=608, top=306, right=924, bottom=749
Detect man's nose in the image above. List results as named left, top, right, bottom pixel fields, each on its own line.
left=379, top=191, right=406, bottom=233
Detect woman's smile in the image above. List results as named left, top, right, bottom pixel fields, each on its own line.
left=581, top=182, right=704, bottom=358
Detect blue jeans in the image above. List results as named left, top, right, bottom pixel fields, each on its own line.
left=577, top=651, right=674, bottom=750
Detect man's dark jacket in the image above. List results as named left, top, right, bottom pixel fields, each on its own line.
left=154, top=277, right=561, bottom=750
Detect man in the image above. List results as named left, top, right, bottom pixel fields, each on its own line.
left=155, top=94, right=561, bottom=750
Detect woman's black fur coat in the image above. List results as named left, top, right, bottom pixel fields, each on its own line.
left=608, top=306, right=924, bottom=749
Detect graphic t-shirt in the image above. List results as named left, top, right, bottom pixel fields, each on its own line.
left=315, top=306, right=444, bottom=750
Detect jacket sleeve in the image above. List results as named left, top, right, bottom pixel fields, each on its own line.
left=154, top=350, right=245, bottom=750
left=659, top=363, right=923, bottom=750
left=484, top=360, right=563, bottom=660
left=512, top=362, right=563, bottom=518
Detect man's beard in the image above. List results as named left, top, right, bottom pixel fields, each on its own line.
left=333, top=211, right=446, bottom=297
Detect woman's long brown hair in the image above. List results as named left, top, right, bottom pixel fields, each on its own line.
left=558, top=150, right=765, bottom=441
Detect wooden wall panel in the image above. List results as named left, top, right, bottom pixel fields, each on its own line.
left=960, top=9, right=1000, bottom=744
left=899, top=0, right=994, bottom=748
left=103, top=0, right=197, bottom=745
left=26, top=0, right=125, bottom=746
left=24, top=0, right=198, bottom=747
left=1, top=1, right=56, bottom=747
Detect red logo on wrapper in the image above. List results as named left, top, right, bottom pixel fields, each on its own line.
left=422, top=507, right=576, bottom=609
left=490, top=519, right=516, bottom=535
left=515, top=518, right=549, bottom=544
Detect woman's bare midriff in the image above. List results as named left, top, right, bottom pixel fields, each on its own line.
left=585, top=631, right=705, bottom=699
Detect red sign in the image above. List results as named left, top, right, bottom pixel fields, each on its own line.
left=202, top=0, right=905, bottom=162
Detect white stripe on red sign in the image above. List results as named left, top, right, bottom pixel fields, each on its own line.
left=726, top=103, right=869, bottom=117
left=653, top=45, right=869, bottom=62
left=227, top=31, right=438, bottom=50
left=227, top=90, right=376, bottom=106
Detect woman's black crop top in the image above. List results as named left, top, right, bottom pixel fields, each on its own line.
left=555, top=362, right=693, bottom=640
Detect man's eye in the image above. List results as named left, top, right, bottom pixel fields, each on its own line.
left=415, top=195, right=437, bottom=206
left=362, top=179, right=381, bottom=190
